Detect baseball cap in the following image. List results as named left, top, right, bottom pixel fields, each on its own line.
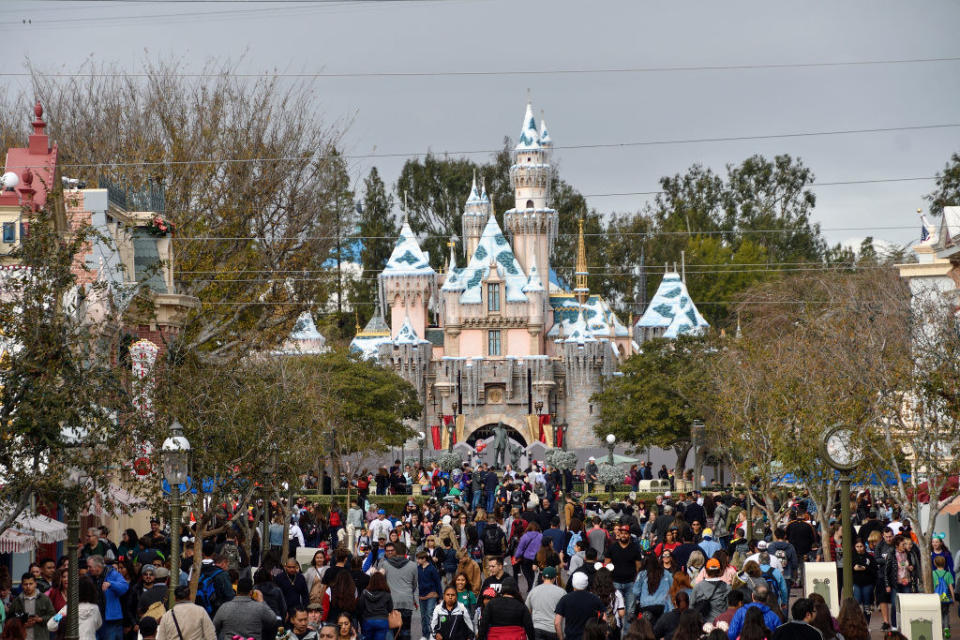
left=706, top=558, right=721, bottom=569
left=571, top=572, right=589, bottom=590
left=664, top=491, right=671, bottom=498
left=542, top=567, right=557, bottom=579
left=141, top=565, right=156, bottom=575
left=702, top=528, right=713, bottom=539
left=482, top=588, right=497, bottom=598
left=588, top=456, right=596, bottom=461
left=757, top=540, right=768, bottom=550
left=153, top=567, right=170, bottom=580
left=377, top=509, right=386, bottom=515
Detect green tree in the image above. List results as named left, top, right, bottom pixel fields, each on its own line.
left=592, top=336, right=717, bottom=478
left=683, top=236, right=770, bottom=324
left=11, top=58, right=346, bottom=362
left=927, top=151, right=960, bottom=217
left=350, top=167, right=398, bottom=328
left=722, top=154, right=824, bottom=263
left=0, top=205, right=132, bottom=536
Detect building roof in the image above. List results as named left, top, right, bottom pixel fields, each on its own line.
left=636, top=271, right=709, bottom=337
left=458, top=214, right=528, bottom=304
left=381, top=219, right=434, bottom=276
left=561, top=307, right=598, bottom=344
left=516, top=102, right=541, bottom=151
left=394, top=316, right=430, bottom=344
left=522, top=253, right=544, bottom=293
left=0, top=102, right=57, bottom=212
left=349, top=310, right=393, bottom=360
left=548, top=294, right=630, bottom=339
left=273, top=311, right=329, bottom=355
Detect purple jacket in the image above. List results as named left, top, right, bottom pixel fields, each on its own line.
left=514, top=531, right=543, bottom=561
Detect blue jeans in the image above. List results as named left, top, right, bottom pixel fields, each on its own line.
left=420, top=597, right=437, bottom=639
left=485, top=492, right=496, bottom=513
left=472, top=490, right=482, bottom=510
left=853, top=583, right=873, bottom=609
left=362, top=618, right=390, bottom=640
left=97, top=621, right=123, bottom=640
left=614, top=581, right=635, bottom=619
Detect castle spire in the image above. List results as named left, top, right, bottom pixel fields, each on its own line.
left=574, top=217, right=589, bottom=305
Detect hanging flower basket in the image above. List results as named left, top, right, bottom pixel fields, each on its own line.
left=146, top=215, right=176, bottom=237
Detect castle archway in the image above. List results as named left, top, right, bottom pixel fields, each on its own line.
left=467, top=424, right=527, bottom=448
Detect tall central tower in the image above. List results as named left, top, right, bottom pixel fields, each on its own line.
left=504, top=101, right=557, bottom=298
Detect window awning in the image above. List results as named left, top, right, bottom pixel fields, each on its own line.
left=0, top=528, right=37, bottom=554
left=14, top=514, right=67, bottom=544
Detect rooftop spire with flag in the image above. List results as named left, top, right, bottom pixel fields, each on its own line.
left=574, top=217, right=589, bottom=305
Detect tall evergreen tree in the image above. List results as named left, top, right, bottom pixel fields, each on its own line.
left=350, top=167, right=398, bottom=327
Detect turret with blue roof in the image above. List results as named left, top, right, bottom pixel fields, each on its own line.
left=635, top=271, right=709, bottom=341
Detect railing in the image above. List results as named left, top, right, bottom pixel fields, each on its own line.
left=99, top=175, right=165, bottom=213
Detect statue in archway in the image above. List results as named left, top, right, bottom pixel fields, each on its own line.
left=492, top=421, right=508, bottom=469
left=509, top=441, right=522, bottom=469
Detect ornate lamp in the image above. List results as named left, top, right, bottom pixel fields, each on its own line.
left=161, top=420, right=191, bottom=607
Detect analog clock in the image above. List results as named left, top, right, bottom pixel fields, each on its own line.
left=823, top=426, right=863, bottom=471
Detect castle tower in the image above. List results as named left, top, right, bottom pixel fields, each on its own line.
left=504, top=101, right=557, bottom=296
left=462, top=173, right=486, bottom=260
left=378, top=217, right=436, bottom=340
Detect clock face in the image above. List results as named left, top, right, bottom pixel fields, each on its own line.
left=825, top=428, right=862, bottom=469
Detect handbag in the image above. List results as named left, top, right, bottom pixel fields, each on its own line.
left=388, top=610, right=402, bottom=629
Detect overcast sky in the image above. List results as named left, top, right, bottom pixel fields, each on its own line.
left=4, top=0, right=960, bottom=252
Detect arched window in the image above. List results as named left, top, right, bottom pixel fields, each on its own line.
left=526, top=199, right=534, bottom=209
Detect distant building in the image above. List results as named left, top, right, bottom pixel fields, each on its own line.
left=352, top=102, right=654, bottom=450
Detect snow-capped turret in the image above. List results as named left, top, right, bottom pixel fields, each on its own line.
left=635, top=271, right=709, bottom=343
left=516, top=101, right=541, bottom=150
left=462, top=171, right=487, bottom=260
left=539, top=115, right=552, bottom=148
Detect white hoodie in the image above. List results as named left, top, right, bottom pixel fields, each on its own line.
left=48, top=603, right=103, bottom=640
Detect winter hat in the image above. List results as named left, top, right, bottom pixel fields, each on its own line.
left=571, top=572, right=589, bottom=590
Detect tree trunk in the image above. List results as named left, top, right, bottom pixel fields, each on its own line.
left=280, top=495, right=291, bottom=565
left=817, top=510, right=832, bottom=562
left=673, top=442, right=692, bottom=482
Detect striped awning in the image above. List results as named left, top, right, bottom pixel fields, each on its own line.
left=0, top=528, right=37, bottom=554
left=14, top=514, right=67, bottom=544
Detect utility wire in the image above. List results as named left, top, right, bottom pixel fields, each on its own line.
left=12, top=123, right=951, bottom=170
left=4, top=56, right=960, bottom=77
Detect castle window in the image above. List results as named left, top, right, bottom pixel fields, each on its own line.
left=487, top=283, right=500, bottom=312
left=488, top=330, right=502, bottom=356
left=526, top=200, right=534, bottom=209
left=2, top=222, right=14, bottom=243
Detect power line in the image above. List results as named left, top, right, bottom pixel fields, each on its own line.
left=163, top=223, right=924, bottom=243
left=7, top=123, right=948, bottom=171
left=4, top=56, right=960, bottom=77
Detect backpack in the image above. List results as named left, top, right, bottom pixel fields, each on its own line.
left=566, top=531, right=583, bottom=557
left=196, top=568, right=224, bottom=614
left=935, top=570, right=953, bottom=603
left=329, top=510, right=342, bottom=527
left=143, top=600, right=166, bottom=622
left=221, top=541, right=241, bottom=572
left=761, top=567, right=782, bottom=602
left=572, top=504, right=585, bottom=523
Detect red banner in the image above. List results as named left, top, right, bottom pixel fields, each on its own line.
left=538, top=414, right=550, bottom=444
left=554, top=423, right=564, bottom=449
left=430, top=424, right=442, bottom=450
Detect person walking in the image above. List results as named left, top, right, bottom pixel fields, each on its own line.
left=430, top=587, right=475, bottom=640
left=8, top=572, right=55, bottom=640
left=525, top=567, right=565, bottom=640
left=156, top=586, right=216, bottom=640
left=85, top=556, right=128, bottom=640
left=277, top=557, right=310, bottom=624
left=354, top=573, right=393, bottom=640
left=46, top=577, right=101, bottom=640
left=417, top=552, right=442, bottom=640
left=382, top=542, right=418, bottom=640
left=213, top=577, right=278, bottom=640
left=513, top=522, right=542, bottom=594
left=604, top=524, right=642, bottom=619
left=553, top=573, right=602, bottom=640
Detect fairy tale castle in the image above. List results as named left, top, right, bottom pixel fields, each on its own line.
left=351, top=103, right=697, bottom=452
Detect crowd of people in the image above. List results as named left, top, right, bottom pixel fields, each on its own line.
left=0, top=459, right=954, bottom=640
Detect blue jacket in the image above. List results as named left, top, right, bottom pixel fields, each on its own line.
left=418, top=562, right=443, bottom=598
left=727, top=603, right=781, bottom=640
left=99, top=566, right=130, bottom=622
left=632, top=571, right=673, bottom=613
left=759, top=564, right=789, bottom=607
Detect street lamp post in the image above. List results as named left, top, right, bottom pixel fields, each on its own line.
left=559, top=423, right=568, bottom=451
left=605, top=433, right=616, bottom=465
left=63, top=467, right=86, bottom=640
left=692, top=419, right=704, bottom=491
left=822, top=425, right=863, bottom=601
left=449, top=403, right=459, bottom=452
left=417, top=431, right=425, bottom=469
left=162, top=419, right=191, bottom=608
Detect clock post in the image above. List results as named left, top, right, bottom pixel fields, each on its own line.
left=822, top=425, right=863, bottom=601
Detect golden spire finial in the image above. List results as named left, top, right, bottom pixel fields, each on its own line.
left=355, top=309, right=361, bottom=335
left=574, top=217, right=589, bottom=305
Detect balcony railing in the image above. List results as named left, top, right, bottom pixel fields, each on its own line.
left=100, top=175, right=165, bottom=213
